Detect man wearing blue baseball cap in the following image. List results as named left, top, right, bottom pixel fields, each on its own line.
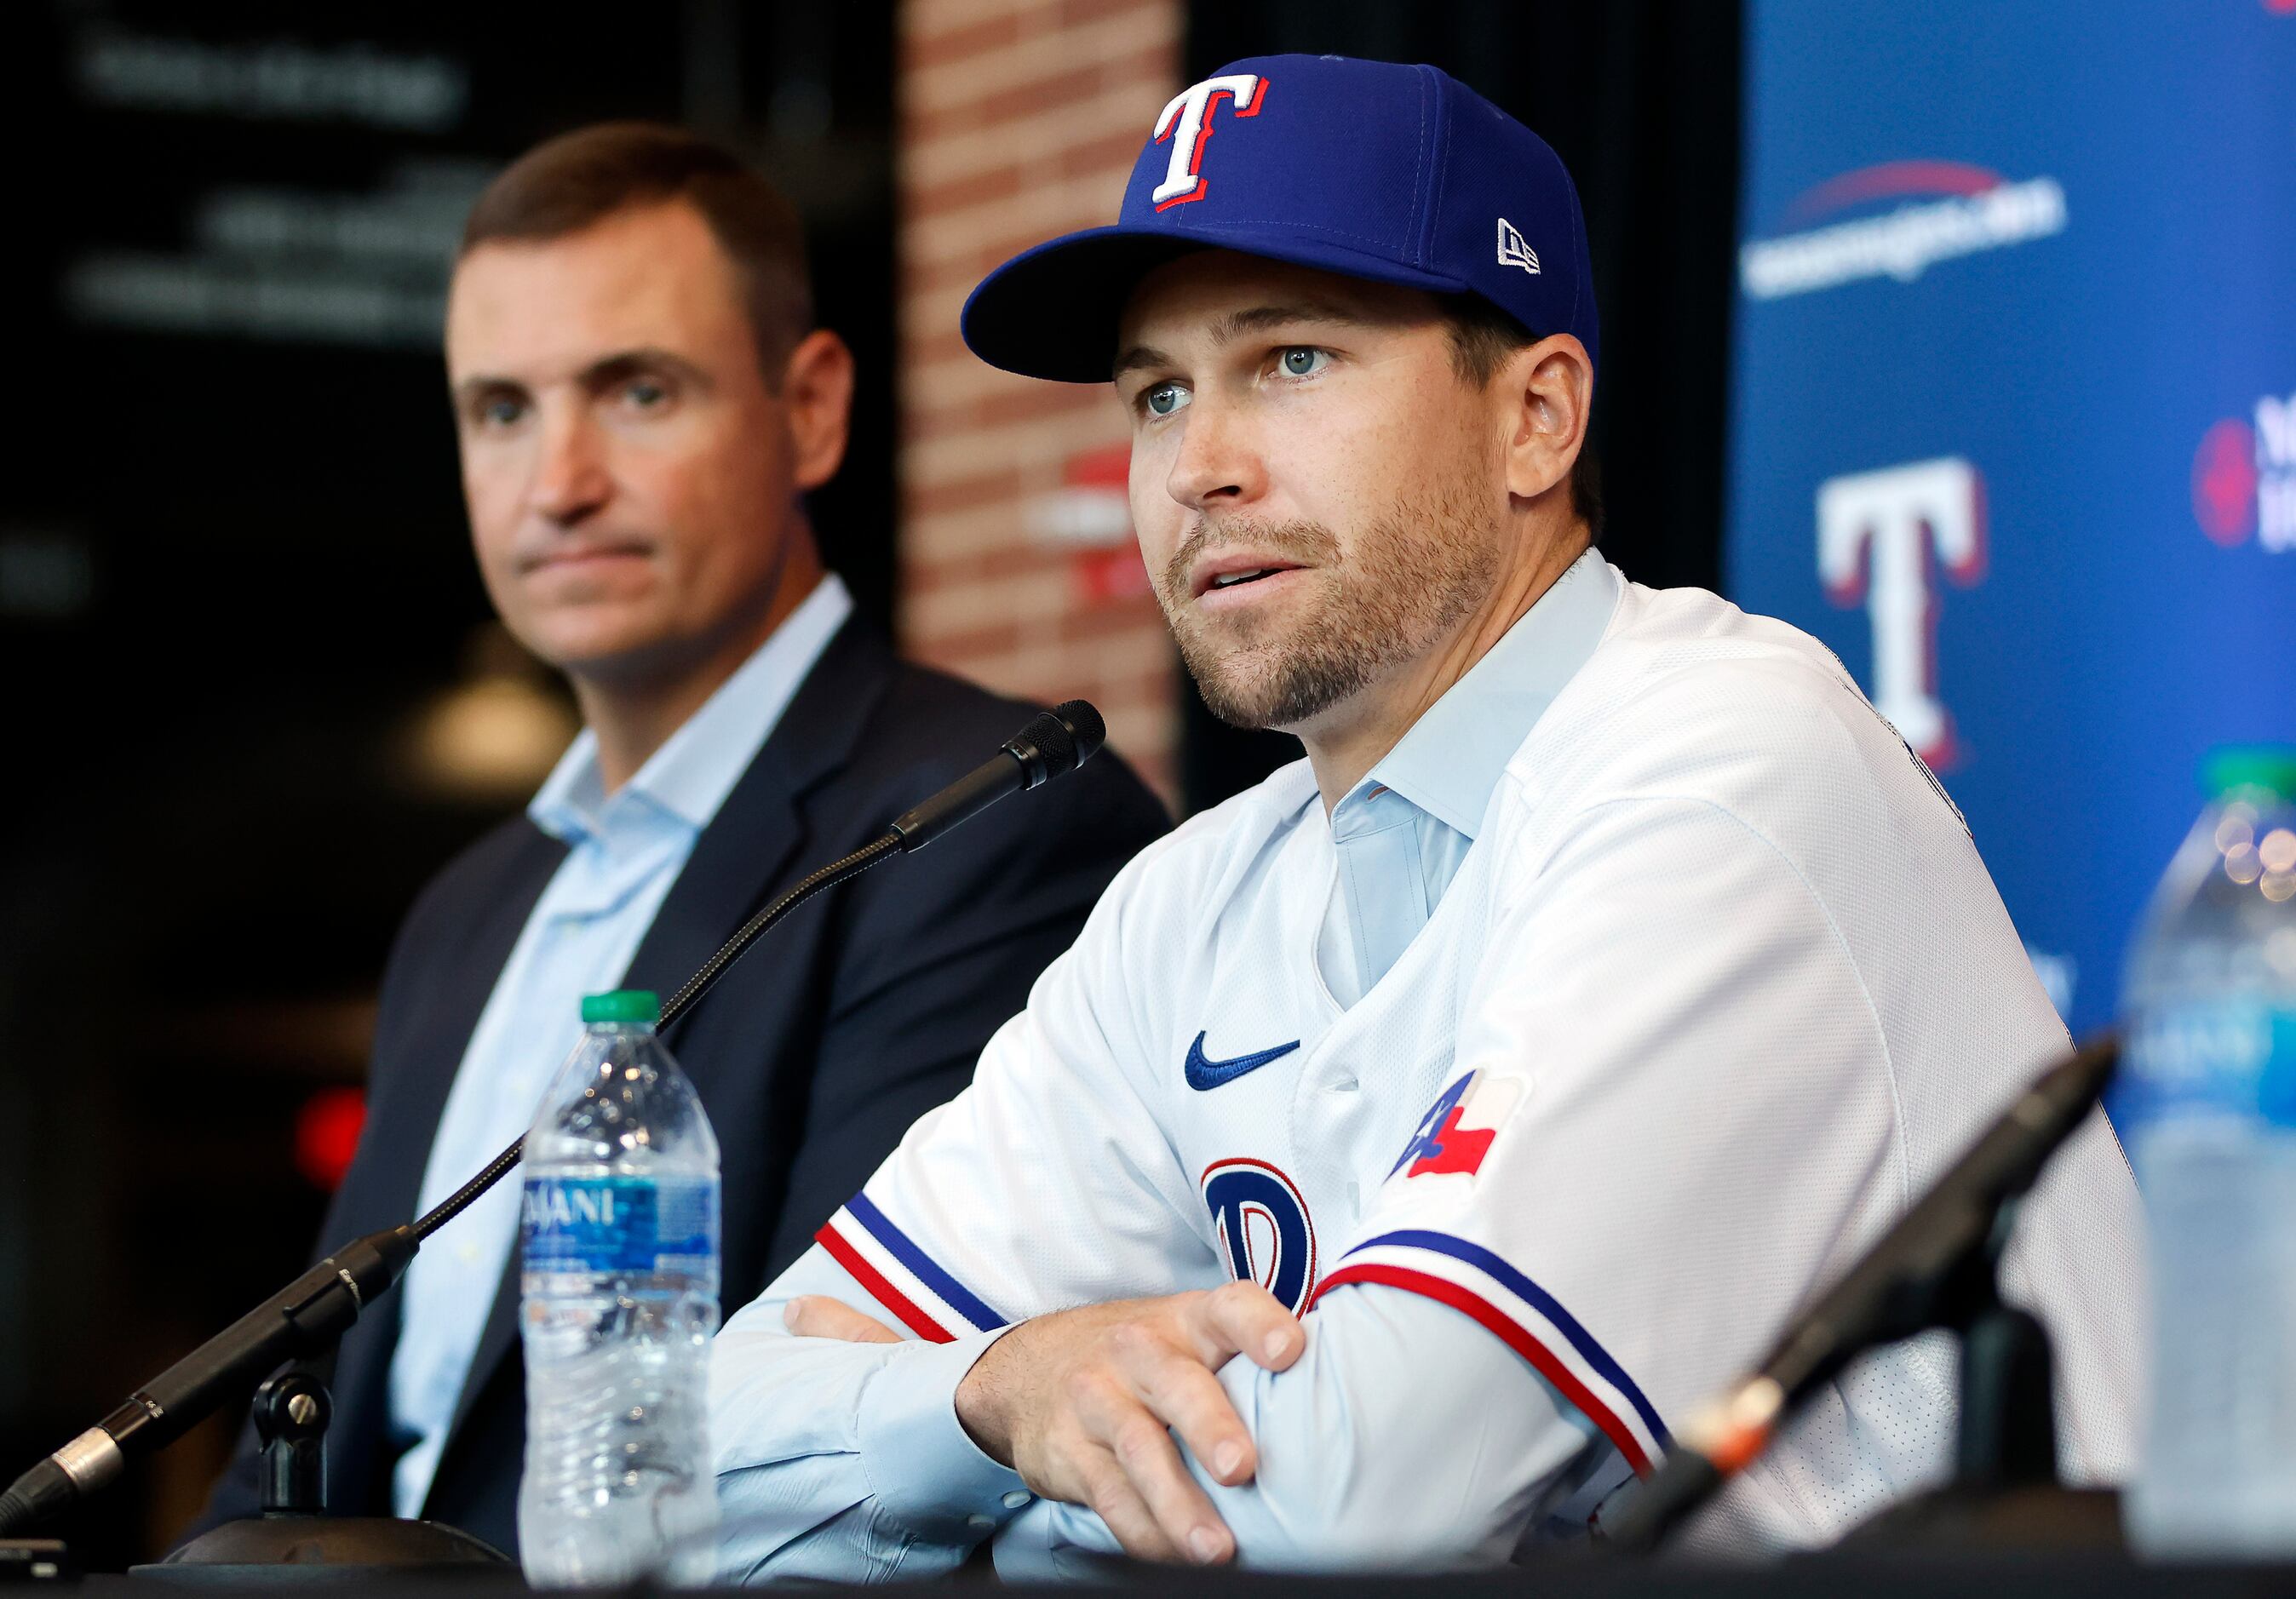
left=709, top=56, right=2143, bottom=1578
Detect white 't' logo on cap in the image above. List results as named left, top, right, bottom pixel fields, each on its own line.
left=1497, top=218, right=1541, bottom=274
left=1151, top=73, right=1267, bottom=210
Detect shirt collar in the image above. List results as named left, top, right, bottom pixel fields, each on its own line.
left=529, top=573, right=855, bottom=844
left=1360, top=548, right=1620, bottom=838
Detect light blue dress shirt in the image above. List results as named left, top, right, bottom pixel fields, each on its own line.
left=713, top=550, right=1624, bottom=1579
left=1317, top=550, right=1622, bottom=1006
left=387, top=574, right=853, bottom=1519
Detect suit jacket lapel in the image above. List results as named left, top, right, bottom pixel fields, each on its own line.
left=361, top=829, right=571, bottom=1230
left=330, top=822, right=567, bottom=1504
left=439, top=619, right=898, bottom=1453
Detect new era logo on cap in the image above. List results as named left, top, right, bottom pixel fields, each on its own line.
left=1497, top=218, right=1541, bottom=275
left=959, top=54, right=1599, bottom=384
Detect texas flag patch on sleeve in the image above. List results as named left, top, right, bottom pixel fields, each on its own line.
left=1388, top=1069, right=1523, bottom=1183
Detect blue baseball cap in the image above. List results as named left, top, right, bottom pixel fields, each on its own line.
left=961, top=54, right=1598, bottom=383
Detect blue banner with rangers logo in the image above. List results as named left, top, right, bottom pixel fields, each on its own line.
left=1725, top=1, right=2296, bottom=1037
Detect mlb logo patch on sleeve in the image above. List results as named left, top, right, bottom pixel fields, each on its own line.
left=1389, top=1069, right=1523, bottom=1182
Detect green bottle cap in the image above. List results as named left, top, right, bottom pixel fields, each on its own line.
left=2202, top=745, right=2296, bottom=805
left=580, top=989, right=660, bottom=1025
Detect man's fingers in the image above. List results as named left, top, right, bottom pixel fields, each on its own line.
left=1186, top=1281, right=1305, bottom=1373
left=1072, top=1372, right=1233, bottom=1564
left=1113, top=1416, right=1235, bottom=1564
left=784, top=1295, right=902, bottom=1343
left=960, top=1292, right=1276, bottom=1566
left=1134, top=1348, right=1256, bottom=1487
left=1075, top=1455, right=1184, bottom=1564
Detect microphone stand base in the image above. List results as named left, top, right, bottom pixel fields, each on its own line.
left=132, top=1515, right=512, bottom=1584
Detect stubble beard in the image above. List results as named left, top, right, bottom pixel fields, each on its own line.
left=1157, top=471, right=1502, bottom=731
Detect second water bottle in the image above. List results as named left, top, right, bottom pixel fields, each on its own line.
left=517, top=989, right=721, bottom=1587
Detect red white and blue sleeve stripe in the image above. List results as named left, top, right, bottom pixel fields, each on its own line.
left=813, top=1193, right=1009, bottom=1344
left=1311, top=1229, right=1671, bottom=1477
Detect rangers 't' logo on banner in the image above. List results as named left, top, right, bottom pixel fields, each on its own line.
left=1817, top=456, right=1988, bottom=770
left=1151, top=72, right=1266, bottom=209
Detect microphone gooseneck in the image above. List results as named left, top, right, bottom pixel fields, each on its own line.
left=0, top=701, right=1109, bottom=1539
left=428, top=700, right=1107, bottom=1247
left=415, top=831, right=908, bottom=1248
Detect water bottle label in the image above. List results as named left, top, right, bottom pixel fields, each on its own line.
left=521, top=1175, right=720, bottom=1274
left=2115, top=1003, right=2296, bottom=1132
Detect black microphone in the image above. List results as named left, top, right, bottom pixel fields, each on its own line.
left=0, top=1228, right=418, bottom=1539
left=1604, top=1034, right=2120, bottom=1554
left=0, top=700, right=1111, bottom=1540
left=890, top=699, right=1105, bottom=851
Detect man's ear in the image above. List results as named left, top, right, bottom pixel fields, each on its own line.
left=1501, top=334, right=1593, bottom=506
left=779, top=328, right=856, bottom=494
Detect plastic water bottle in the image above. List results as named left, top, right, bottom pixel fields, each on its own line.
left=518, top=989, right=721, bottom=1586
left=2117, top=747, right=2296, bottom=1556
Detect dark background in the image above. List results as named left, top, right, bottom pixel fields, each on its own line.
left=0, top=0, right=1737, bottom=1567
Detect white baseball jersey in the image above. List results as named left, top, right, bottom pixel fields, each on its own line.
left=711, top=564, right=2144, bottom=1579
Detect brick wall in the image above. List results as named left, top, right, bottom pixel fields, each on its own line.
left=895, top=0, right=1184, bottom=807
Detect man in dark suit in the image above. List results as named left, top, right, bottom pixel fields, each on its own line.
left=193, top=123, right=1167, bottom=1557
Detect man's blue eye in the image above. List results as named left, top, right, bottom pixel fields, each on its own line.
left=481, top=397, right=524, bottom=427
left=627, top=380, right=668, bottom=407
left=1145, top=382, right=1189, bottom=417
left=1279, top=348, right=1325, bottom=377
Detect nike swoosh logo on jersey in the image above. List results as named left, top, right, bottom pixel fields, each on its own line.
left=1183, top=1031, right=1301, bottom=1091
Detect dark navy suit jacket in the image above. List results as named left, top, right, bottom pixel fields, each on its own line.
left=193, top=616, right=1169, bottom=1556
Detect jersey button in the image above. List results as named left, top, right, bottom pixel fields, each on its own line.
left=967, top=1514, right=996, bottom=1533
left=1332, top=1073, right=1359, bottom=1092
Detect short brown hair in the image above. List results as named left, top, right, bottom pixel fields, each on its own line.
left=460, top=122, right=813, bottom=383
left=1442, top=294, right=1603, bottom=542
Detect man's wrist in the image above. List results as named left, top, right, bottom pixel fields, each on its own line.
left=952, top=1316, right=1025, bottom=1467
left=855, top=1325, right=1032, bottom=1539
